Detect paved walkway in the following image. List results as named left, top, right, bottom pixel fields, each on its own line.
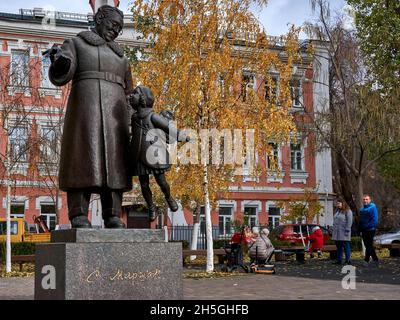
left=183, top=274, right=400, bottom=300
left=1, top=271, right=400, bottom=300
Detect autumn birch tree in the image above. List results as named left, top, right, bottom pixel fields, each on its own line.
left=130, top=0, right=300, bottom=272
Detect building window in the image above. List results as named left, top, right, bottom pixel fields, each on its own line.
left=265, top=76, right=278, bottom=102
left=40, top=203, right=56, bottom=231
left=218, top=206, right=233, bottom=237
left=10, top=202, right=25, bottom=219
left=267, top=142, right=279, bottom=170
left=268, top=206, right=281, bottom=229
left=290, top=143, right=303, bottom=171
left=241, top=74, right=254, bottom=102
left=9, top=126, right=28, bottom=162
left=11, top=50, right=29, bottom=87
left=291, top=79, right=302, bottom=108
left=0, top=221, right=18, bottom=235
left=244, top=206, right=258, bottom=228
left=40, top=126, right=58, bottom=163
left=41, top=56, right=54, bottom=89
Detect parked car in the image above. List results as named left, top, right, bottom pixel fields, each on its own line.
left=374, top=228, right=400, bottom=245
left=270, top=223, right=331, bottom=245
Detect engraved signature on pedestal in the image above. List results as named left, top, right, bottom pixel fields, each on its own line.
left=86, top=268, right=161, bottom=283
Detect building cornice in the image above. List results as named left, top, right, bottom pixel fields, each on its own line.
left=0, top=25, right=147, bottom=48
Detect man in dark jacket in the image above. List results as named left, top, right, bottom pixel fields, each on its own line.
left=48, top=5, right=132, bottom=228
left=359, top=194, right=379, bottom=263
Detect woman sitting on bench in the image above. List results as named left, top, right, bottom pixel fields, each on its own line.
left=249, top=228, right=274, bottom=265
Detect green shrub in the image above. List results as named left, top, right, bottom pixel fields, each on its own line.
left=350, top=237, right=362, bottom=251
left=271, top=240, right=296, bottom=247
left=170, top=240, right=190, bottom=249
left=325, top=238, right=335, bottom=245
left=0, top=242, right=36, bottom=262
left=213, top=239, right=229, bottom=249
left=325, top=237, right=363, bottom=251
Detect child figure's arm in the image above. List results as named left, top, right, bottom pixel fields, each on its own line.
left=151, top=113, right=189, bottom=142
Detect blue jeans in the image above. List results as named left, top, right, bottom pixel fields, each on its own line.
left=335, top=241, right=351, bottom=263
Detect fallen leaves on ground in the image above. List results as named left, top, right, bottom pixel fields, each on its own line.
left=184, top=271, right=250, bottom=279
left=0, top=263, right=34, bottom=278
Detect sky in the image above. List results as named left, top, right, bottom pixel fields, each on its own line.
left=0, top=0, right=348, bottom=36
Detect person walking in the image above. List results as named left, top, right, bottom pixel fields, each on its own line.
left=332, top=199, right=353, bottom=265
left=359, top=194, right=379, bottom=264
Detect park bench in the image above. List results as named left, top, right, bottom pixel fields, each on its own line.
left=274, top=244, right=337, bottom=262
left=182, top=249, right=226, bottom=265
left=377, top=243, right=400, bottom=257
left=11, top=254, right=35, bottom=272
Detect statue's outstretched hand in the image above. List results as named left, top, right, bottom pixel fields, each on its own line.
left=44, top=44, right=62, bottom=63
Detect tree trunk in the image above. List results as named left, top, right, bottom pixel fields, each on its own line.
left=55, top=188, right=59, bottom=228
left=203, top=163, right=214, bottom=273
left=6, top=179, right=11, bottom=273
left=190, top=205, right=201, bottom=261
left=5, top=145, right=11, bottom=273
left=356, top=174, right=364, bottom=208
left=356, top=174, right=366, bottom=254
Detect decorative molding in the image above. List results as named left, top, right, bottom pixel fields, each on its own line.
left=289, top=171, right=309, bottom=184
left=2, top=196, right=29, bottom=209
left=228, top=186, right=311, bottom=193
left=240, top=200, right=262, bottom=212
left=217, top=200, right=237, bottom=213
left=9, top=162, right=29, bottom=175
left=38, top=87, right=62, bottom=99
left=37, top=163, right=58, bottom=176
left=267, top=171, right=285, bottom=183
left=35, top=196, right=62, bottom=209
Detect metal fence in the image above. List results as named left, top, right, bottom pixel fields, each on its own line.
left=167, top=225, right=230, bottom=249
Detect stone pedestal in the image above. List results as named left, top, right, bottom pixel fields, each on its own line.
left=34, top=229, right=183, bottom=300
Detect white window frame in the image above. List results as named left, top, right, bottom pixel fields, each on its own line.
left=241, top=73, right=255, bottom=102
left=8, top=123, right=29, bottom=164
left=264, top=74, right=279, bottom=103
left=266, top=142, right=285, bottom=183
left=266, top=202, right=282, bottom=229
left=289, top=136, right=309, bottom=184
left=242, top=201, right=261, bottom=228
left=291, top=78, right=303, bottom=109
left=40, top=202, right=57, bottom=231
left=41, top=55, right=55, bottom=89
left=39, top=125, right=58, bottom=163
left=10, top=49, right=30, bottom=88
left=10, top=201, right=26, bottom=219
left=290, top=142, right=304, bottom=171
left=218, top=205, right=234, bottom=238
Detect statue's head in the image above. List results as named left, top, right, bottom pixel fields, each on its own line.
left=129, top=86, right=155, bottom=110
left=94, top=5, right=124, bottom=42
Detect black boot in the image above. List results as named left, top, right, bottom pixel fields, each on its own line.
left=166, top=197, right=178, bottom=212
left=149, top=205, right=157, bottom=222
left=70, top=215, right=92, bottom=228
left=104, top=216, right=125, bottom=229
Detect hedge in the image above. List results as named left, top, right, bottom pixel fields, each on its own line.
left=0, top=242, right=36, bottom=262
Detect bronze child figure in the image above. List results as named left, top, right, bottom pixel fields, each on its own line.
left=128, top=86, right=189, bottom=221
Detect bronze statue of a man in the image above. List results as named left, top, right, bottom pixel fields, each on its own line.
left=48, top=5, right=132, bottom=228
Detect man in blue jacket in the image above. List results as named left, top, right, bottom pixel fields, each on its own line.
left=359, top=194, right=379, bottom=263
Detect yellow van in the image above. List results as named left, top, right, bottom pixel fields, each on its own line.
left=0, top=218, right=50, bottom=243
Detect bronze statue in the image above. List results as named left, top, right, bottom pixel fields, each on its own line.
left=128, top=86, right=189, bottom=221
left=47, top=5, right=132, bottom=228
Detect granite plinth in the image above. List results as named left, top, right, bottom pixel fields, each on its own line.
left=35, top=229, right=182, bottom=300
left=51, top=228, right=164, bottom=243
